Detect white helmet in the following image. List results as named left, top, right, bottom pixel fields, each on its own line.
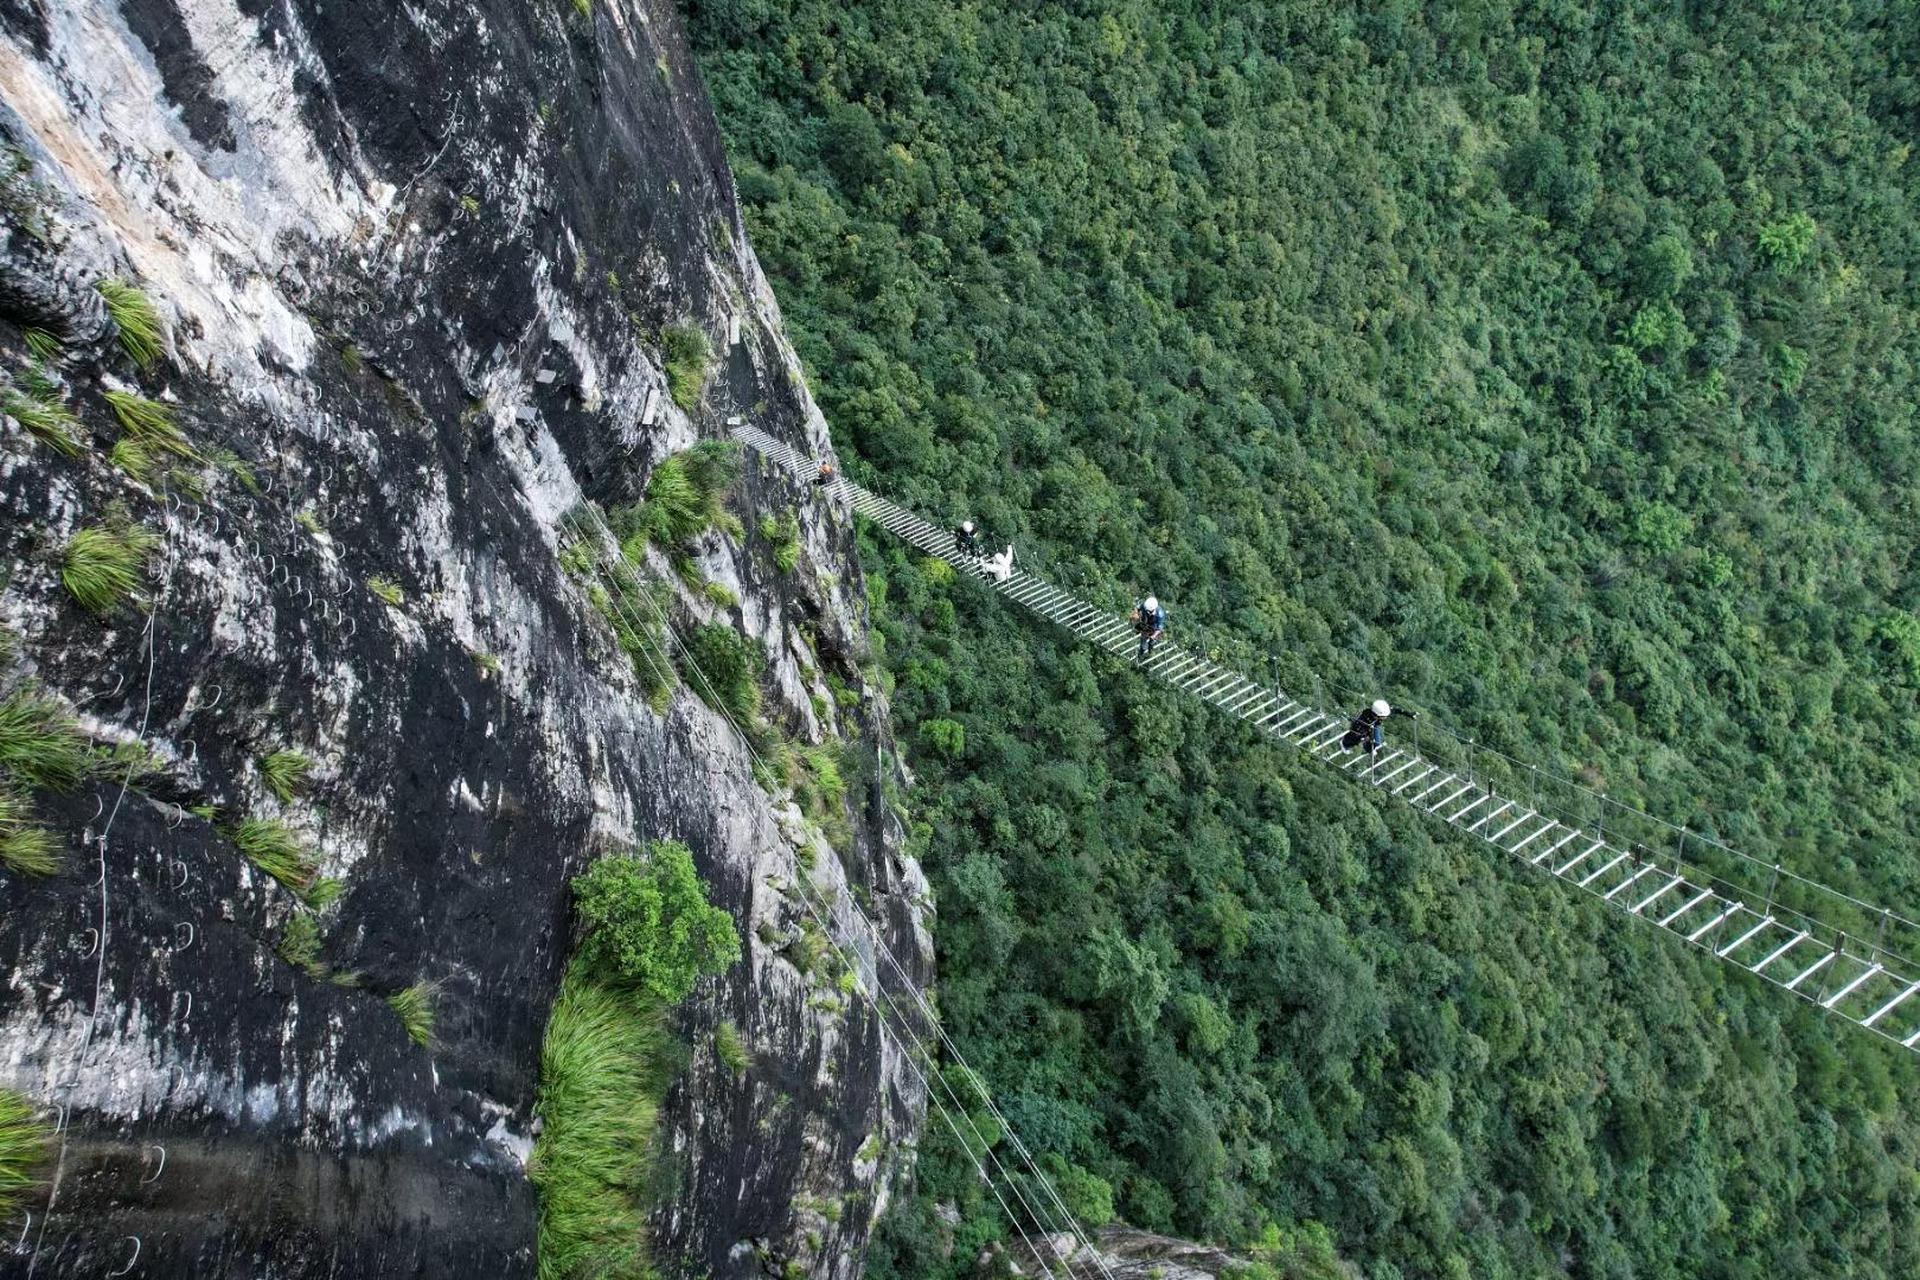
left=961, top=520, right=974, bottom=533
left=1143, top=596, right=1159, bottom=612
left=1372, top=699, right=1391, bottom=718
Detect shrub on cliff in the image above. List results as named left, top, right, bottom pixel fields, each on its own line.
left=536, top=840, right=739, bottom=1278
left=572, top=839, right=741, bottom=1002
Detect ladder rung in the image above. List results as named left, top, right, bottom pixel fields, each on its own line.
left=1314, top=734, right=1358, bottom=759
left=1465, top=800, right=1514, bottom=832
left=1714, top=915, right=1775, bottom=958
left=1532, top=829, right=1581, bottom=865
left=1154, top=654, right=1202, bottom=682
left=1509, top=821, right=1559, bottom=853
left=1601, top=862, right=1658, bottom=901
left=1442, top=793, right=1491, bottom=824
left=1783, top=949, right=1838, bottom=991
left=1659, top=887, right=1716, bottom=928
left=1489, top=812, right=1535, bottom=843
left=1253, top=703, right=1299, bottom=729
left=1004, top=579, right=1051, bottom=605
left=1221, top=688, right=1269, bottom=716
left=1305, top=723, right=1348, bottom=751
left=1213, top=682, right=1261, bottom=711
left=1685, top=901, right=1742, bottom=943
left=1629, top=875, right=1685, bottom=914
left=1269, top=707, right=1317, bottom=735
left=1351, top=749, right=1401, bottom=776
left=1863, top=980, right=1920, bottom=1029
left=1390, top=765, right=1438, bottom=795
left=1822, top=963, right=1884, bottom=1010
left=1284, top=714, right=1329, bottom=745
left=1752, top=931, right=1809, bottom=974
left=1408, top=775, right=1458, bottom=806
left=1182, top=671, right=1228, bottom=702
left=1426, top=783, right=1475, bottom=815
left=1578, top=849, right=1634, bottom=889
left=1179, top=669, right=1226, bottom=697
left=1374, top=757, right=1424, bottom=787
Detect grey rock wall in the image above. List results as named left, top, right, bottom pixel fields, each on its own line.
left=0, top=1, right=928, bottom=1275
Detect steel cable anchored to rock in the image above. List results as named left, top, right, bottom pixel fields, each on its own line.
left=735, top=423, right=1920, bottom=1061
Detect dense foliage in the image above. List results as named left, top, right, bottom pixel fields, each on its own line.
left=689, top=2, right=1920, bottom=1276
left=571, top=841, right=742, bottom=1004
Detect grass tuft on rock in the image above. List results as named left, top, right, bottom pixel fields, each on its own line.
left=531, top=964, right=670, bottom=1280
left=103, top=389, right=194, bottom=459
left=580, top=564, right=674, bottom=710
left=610, top=442, right=741, bottom=558
left=260, top=749, right=312, bottom=803
left=278, top=911, right=325, bottom=976
left=367, top=575, right=405, bottom=607
left=0, top=1088, right=52, bottom=1218
left=109, top=437, right=156, bottom=483
left=713, top=1020, right=749, bottom=1074
left=4, top=386, right=82, bottom=456
left=387, top=980, right=439, bottom=1047
left=231, top=818, right=320, bottom=897
left=61, top=521, right=158, bottom=614
left=21, top=327, right=61, bottom=363
left=0, top=690, right=94, bottom=792
left=0, top=789, right=60, bottom=877
left=96, top=278, right=163, bottom=369
left=660, top=323, right=710, bottom=410
left=759, top=512, right=801, bottom=574
left=680, top=621, right=761, bottom=724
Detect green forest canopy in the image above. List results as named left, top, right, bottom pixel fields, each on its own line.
left=688, top=2, right=1920, bottom=1277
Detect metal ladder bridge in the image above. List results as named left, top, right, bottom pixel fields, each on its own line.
left=735, top=424, right=1920, bottom=1058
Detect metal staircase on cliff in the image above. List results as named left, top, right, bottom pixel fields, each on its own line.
left=734, top=424, right=1920, bottom=1059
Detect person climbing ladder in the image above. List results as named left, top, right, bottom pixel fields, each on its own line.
left=955, top=520, right=981, bottom=558
left=1341, top=698, right=1416, bottom=756
left=1132, top=595, right=1166, bottom=662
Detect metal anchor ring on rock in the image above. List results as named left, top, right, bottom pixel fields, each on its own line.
left=172, top=860, right=188, bottom=889
left=175, top=991, right=191, bottom=1021
left=79, top=927, right=98, bottom=959
left=140, top=1145, right=166, bottom=1185
left=174, top=922, right=194, bottom=951
left=108, top=1237, right=140, bottom=1277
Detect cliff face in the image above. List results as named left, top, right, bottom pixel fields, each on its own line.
left=0, top=1, right=929, bottom=1276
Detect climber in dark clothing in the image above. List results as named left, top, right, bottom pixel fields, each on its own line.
left=1132, top=595, right=1166, bottom=662
left=955, top=520, right=981, bottom=558
left=1341, top=699, right=1416, bottom=754
left=814, top=461, right=836, bottom=487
